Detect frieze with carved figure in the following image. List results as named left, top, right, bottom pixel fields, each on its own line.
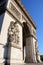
left=8, top=22, right=19, bottom=46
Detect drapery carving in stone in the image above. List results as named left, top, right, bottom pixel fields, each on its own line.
left=8, top=22, right=19, bottom=45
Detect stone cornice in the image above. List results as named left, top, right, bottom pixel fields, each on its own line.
left=0, top=43, right=22, bottom=50
left=31, top=35, right=37, bottom=41
left=6, top=9, right=23, bottom=27
left=27, top=34, right=37, bottom=40
left=14, top=0, right=36, bottom=29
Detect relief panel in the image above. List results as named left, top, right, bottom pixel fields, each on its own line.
left=9, top=2, right=21, bottom=20
left=8, top=22, right=20, bottom=47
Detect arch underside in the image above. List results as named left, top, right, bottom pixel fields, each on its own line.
left=23, top=22, right=31, bottom=62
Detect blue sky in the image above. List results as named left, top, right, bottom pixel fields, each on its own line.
left=21, top=0, right=43, bottom=55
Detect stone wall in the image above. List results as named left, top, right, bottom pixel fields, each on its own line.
left=0, top=10, right=23, bottom=63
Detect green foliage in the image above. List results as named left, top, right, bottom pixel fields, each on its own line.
left=40, top=55, right=43, bottom=61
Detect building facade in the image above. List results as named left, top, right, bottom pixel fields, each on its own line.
left=0, top=0, right=41, bottom=65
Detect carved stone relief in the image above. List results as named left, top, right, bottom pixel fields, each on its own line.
left=9, top=2, right=21, bottom=20
left=8, top=22, right=19, bottom=46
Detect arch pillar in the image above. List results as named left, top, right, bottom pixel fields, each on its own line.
left=35, top=41, right=41, bottom=62
left=25, top=35, right=37, bottom=63
left=25, top=36, right=33, bottom=63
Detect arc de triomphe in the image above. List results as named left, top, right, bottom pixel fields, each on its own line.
left=0, top=0, right=41, bottom=65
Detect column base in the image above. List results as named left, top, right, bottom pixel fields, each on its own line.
left=25, top=57, right=33, bottom=63
left=25, top=57, right=37, bottom=63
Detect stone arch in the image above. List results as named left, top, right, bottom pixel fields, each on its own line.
left=23, top=22, right=31, bottom=37
left=23, top=22, right=31, bottom=46
left=22, top=22, right=31, bottom=62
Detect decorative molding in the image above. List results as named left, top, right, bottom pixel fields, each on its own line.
left=6, top=10, right=23, bottom=27
left=9, top=2, right=21, bottom=20
left=14, top=0, right=36, bottom=29
left=26, top=22, right=31, bottom=32
left=33, top=30, right=36, bottom=36
left=27, top=34, right=37, bottom=40
left=0, top=43, right=4, bottom=46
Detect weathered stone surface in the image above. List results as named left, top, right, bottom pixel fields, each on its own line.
left=0, top=0, right=41, bottom=64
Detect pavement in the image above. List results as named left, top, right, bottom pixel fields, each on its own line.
left=0, top=62, right=43, bottom=65
left=10, top=62, right=43, bottom=65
